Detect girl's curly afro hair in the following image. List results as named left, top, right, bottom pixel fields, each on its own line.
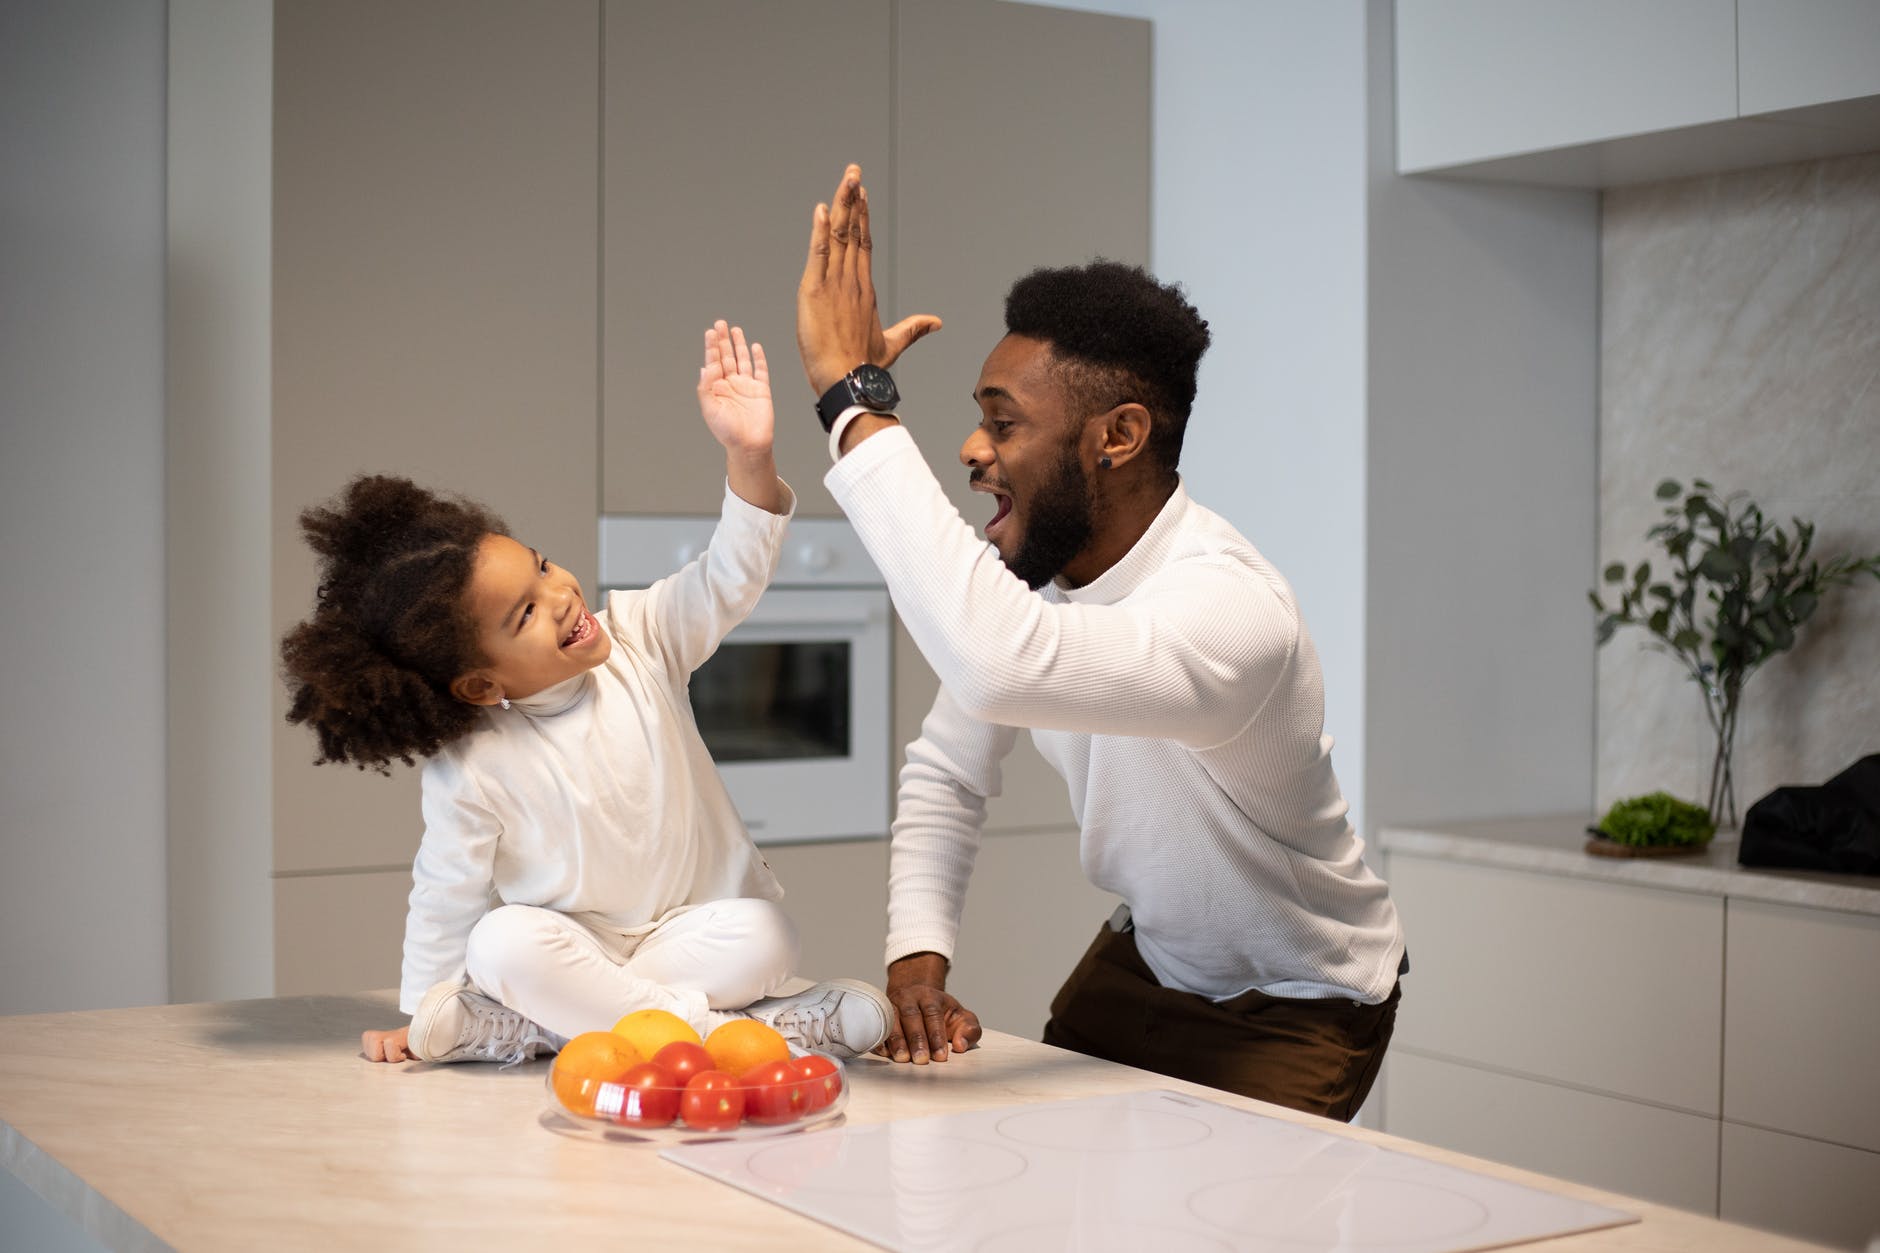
left=280, top=474, right=508, bottom=773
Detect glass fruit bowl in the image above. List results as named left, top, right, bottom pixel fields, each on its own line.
left=540, top=1045, right=848, bottom=1145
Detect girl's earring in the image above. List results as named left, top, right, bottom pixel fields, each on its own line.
left=500, top=696, right=511, bottom=711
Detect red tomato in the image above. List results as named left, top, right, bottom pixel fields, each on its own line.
left=679, top=1069, right=746, bottom=1130
left=742, top=1058, right=811, bottom=1125
left=652, top=1040, right=715, bottom=1084
left=792, top=1053, right=842, bottom=1111
left=612, top=1062, right=680, bottom=1128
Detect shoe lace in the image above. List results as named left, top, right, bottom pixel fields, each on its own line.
left=462, top=1000, right=549, bottom=1067
left=765, top=997, right=834, bottom=1048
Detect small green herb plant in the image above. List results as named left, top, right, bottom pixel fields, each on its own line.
left=1596, top=791, right=1716, bottom=848
left=1590, top=478, right=1880, bottom=828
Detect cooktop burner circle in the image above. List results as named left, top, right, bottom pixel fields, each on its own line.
left=992, top=1104, right=1214, bottom=1153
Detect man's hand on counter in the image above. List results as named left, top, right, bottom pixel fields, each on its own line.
left=877, top=951, right=983, bottom=1064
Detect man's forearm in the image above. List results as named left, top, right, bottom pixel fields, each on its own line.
left=888, top=951, right=950, bottom=990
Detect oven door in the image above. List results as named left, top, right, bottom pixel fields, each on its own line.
left=689, top=586, right=891, bottom=844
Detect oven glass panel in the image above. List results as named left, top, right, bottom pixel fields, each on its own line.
left=690, top=640, right=851, bottom=761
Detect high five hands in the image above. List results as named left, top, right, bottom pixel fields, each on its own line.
left=796, top=164, right=942, bottom=396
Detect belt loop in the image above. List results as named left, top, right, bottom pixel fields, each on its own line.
left=1107, top=903, right=1134, bottom=933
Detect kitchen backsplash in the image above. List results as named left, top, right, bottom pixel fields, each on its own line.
left=1597, top=151, right=1880, bottom=817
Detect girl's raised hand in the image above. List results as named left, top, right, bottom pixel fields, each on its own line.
left=697, top=320, right=775, bottom=455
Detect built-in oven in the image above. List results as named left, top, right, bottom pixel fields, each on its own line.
left=598, top=515, right=890, bottom=844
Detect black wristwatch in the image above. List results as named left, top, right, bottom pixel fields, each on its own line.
left=814, top=364, right=900, bottom=432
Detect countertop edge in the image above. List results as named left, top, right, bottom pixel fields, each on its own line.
left=1377, top=819, right=1880, bottom=917
left=3, top=1121, right=175, bottom=1253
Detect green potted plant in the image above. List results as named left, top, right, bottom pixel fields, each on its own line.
left=1590, top=478, right=1880, bottom=830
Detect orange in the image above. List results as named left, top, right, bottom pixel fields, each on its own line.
left=551, top=1030, right=645, bottom=1117
left=611, top=1007, right=702, bottom=1059
left=704, top=1018, right=790, bottom=1075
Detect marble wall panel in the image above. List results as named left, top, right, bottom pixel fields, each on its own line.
left=1598, top=153, right=1880, bottom=822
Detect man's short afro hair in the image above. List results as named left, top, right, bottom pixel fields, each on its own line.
left=1003, top=260, right=1211, bottom=476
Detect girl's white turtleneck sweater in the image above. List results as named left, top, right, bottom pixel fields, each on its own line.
left=826, top=426, right=1403, bottom=1004
left=398, top=482, right=793, bottom=1014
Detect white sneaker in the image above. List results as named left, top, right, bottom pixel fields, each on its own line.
left=407, top=982, right=553, bottom=1066
left=741, top=978, right=892, bottom=1059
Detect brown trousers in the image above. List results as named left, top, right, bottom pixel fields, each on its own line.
left=1041, top=919, right=1401, bottom=1122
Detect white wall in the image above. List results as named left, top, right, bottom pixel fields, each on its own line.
left=167, top=0, right=275, bottom=1003
left=0, top=0, right=170, bottom=1014
left=1038, top=0, right=1373, bottom=835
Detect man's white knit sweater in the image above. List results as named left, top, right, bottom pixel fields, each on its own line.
left=398, top=483, right=792, bottom=1014
left=827, top=426, right=1403, bottom=1003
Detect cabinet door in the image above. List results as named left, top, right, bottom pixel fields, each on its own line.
left=893, top=0, right=1149, bottom=532
left=272, top=0, right=600, bottom=879
left=1721, top=1121, right=1880, bottom=1251
left=1386, top=854, right=1724, bottom=1114
left=1738, top=0, right=1880, bottom=115
left=1384, top=1050, right=1720, bottom=1215
left=1395, top=0, right=1737, bottom=172
left=1724, top=899, right=1880, bottom=1154
left=601, top=0, right=891, bottom=518
left=887, top=0, right=1148, bottom=837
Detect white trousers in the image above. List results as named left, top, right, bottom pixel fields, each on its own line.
left=463, top=897, right=798, bottom=1044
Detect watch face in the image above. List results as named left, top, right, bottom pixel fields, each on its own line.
left=853, top=365, right=898, bottom=407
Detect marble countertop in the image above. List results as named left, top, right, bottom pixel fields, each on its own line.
left=1378, top=815, right=1880, bottom=916
left=0, top=991, right=1831, bottom=1252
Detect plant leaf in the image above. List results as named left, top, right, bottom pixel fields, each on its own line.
left=1655, top=479, right=1682, bottom=500
left=1604, top=563, right=1626, bottom=583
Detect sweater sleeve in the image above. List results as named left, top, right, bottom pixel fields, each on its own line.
left=827, top=427, right=1292, bottom=749
left=399, top=756, right=501, bottom=1014
left=884, top=685, right=1020, bottom=966
left=606, top=478, right=795, bottom=682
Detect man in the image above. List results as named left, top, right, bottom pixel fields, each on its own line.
left=795, top=166, right=1404, bottom=1120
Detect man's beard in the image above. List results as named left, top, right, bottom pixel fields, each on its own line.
left=1005, top=442, right=1095, bottom=589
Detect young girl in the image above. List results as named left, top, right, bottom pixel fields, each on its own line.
left=281, top=322, right=891, bottom=1065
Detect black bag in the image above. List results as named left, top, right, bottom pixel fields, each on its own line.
left=1737, top=754, right=1880, bottom=876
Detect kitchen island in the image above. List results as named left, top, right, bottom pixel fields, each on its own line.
left=0, top=990, right=1826, bottom=1251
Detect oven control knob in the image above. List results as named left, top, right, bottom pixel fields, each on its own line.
left=796, top=543, right=835, bottom=573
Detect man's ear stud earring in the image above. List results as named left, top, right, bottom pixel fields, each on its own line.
left=1099, top=456, right=1113, bottom=470
left=500, top=697, right=511, bottom=711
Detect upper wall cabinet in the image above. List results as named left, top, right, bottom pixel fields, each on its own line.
left=1738, top=0, right=1880, bottom=114
left=1396, top=0, right=1736, bottom=172
left=602, top=0, right=892, bottom=519
left=1396, top=0, right=1880, bottom=187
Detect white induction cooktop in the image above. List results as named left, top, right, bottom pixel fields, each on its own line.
left=662, top=1088, right=1636, bottom=1252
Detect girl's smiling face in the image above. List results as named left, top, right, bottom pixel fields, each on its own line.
left=450, top=533, right=610, bottom=705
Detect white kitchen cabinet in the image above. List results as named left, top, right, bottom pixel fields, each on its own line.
left=1395, top=0, right=1880, bottom=186
left=1387, top=854, right=1724, bottom=1114
left=1384, top=1050, right=1720, bottom=1214
left=1395, top=0, right=1737, bottom=173
left=1738, top=0, right=1880, bottom=116
left=1379, top=818, right=1880, bottom=1243
left=1720, top=1122, right=1880, bottom=1251
left=1724, top=899, right=1880, bottom=1155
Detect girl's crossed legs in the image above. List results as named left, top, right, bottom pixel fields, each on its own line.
left=465, top=896, right=800, bottom=1044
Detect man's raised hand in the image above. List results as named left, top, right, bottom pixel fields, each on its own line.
left=796, top=163, right=942, bottom=396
